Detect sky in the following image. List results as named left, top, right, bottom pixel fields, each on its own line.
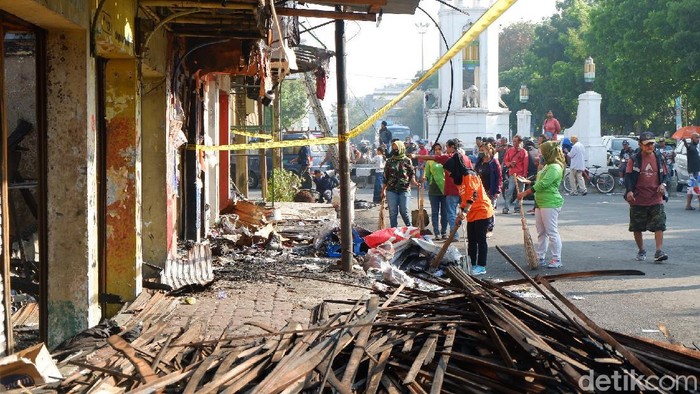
left=297, top=0, right=559, bottom=103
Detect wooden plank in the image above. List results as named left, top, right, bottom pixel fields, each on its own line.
left=340, top=296, right=378, bottom=386
left=106, top=335, right=158, bottom=385
left=403, top=333, right=438, bottom=384
left=251, top=304, right=380, bottom=394
left=430, top=325, right=456, bottom=394
left=365, top=348, right=392, bottom=394
left=537, top=276, right=655, bottom=377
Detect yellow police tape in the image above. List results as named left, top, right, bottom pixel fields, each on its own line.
left=230, top=129, right=273, bottom=140
left=189, top=0, right=516, bottom=152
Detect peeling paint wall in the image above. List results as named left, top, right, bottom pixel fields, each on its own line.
left=141, top=77, right=167, bottom=268
left=104, top=58, right=142, bottom=316
left=45, top=29, right=100, bottom=348
left=203, top=80, right=220, bottom=233
left=94, top=0, right=136, bottom=58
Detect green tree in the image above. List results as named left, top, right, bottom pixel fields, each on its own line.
left=523, top=0, right=593, bottom=130
left=394, top=91, right=425, bottom=136
left=499, top=22, right=536, bottom=72
left=588, top=0, right=700, bottom=131
left=280, top=79, right=309, bottom=130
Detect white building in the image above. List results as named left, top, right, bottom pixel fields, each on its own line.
left=426, top=0, right=510, bottom=145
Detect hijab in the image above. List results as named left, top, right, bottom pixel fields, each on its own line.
left=390, top=140, right=407, bottom=161
left=540, top=141, right=566, bottom=170
left=444, top=150, right=470, bottom=185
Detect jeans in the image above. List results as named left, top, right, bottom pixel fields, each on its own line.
left=428, top=194, right=448, bottom=236
left=488, top=195, right=498, bottom=231
left=535, top=207, right=562, bottom=263
left=466, top=217, right=490, bottom=267
left=503, top=174, right=523, bottom=211
left=445, top=195, right=462, bottom=237
left=387, top=190, right=411, bottom=228
left=373, top=173, right=384, bottom=203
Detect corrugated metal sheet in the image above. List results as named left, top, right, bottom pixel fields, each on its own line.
left=161, top=241, right=214, bottom=291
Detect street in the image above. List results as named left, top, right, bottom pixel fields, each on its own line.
left=352, top=185, right=699, bottom=347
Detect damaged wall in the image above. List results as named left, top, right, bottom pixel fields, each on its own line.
left=141, top=26, right=169, bottom=271
left=104, top=58, right=142, bottom=316
left=45, top=29, right=100, bottom=348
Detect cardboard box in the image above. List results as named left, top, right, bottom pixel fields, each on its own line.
left=0, top=343, right=62, bottom=390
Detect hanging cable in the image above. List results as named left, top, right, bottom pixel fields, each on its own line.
left=418, top=6, right=453, bottom=144
left=435, top=0, right=470, bottom=16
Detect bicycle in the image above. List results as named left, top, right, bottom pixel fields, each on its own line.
left=562, top=165, right=615, bottom=194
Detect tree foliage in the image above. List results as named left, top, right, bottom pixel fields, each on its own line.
left=498, top=0, right=700, bottom=134
left=588, top=0, right=700, bottom=131
left=280, top=79, right=309, bottom=130
left=499, top=22, right=536, bottom=72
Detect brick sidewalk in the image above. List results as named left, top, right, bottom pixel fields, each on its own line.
left=162, top=276, right=370, bottom=342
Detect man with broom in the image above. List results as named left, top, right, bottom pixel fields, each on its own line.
left=517, top=141, right=565, bottom=268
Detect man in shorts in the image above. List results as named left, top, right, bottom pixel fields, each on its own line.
left=624, top=132, right=670, bottom=262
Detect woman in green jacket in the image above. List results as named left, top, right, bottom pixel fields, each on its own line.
left=424, top=143, right=447, bottom=239
left=517, top=141, right=565, bottom=268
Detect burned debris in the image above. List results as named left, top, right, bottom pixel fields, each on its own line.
left=7, top=264, right=698, bottom=393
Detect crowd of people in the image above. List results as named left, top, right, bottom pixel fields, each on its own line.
left=304, top=113, right=678, bottom=273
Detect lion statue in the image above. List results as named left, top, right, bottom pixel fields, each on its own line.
left=463, top=84, right=479, bottom=108
left=498, top=86, right=510, bottom=109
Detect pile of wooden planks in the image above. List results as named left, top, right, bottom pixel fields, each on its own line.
left=41, top=265, right=700, bottom=393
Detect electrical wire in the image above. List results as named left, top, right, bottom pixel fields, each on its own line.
left=435, top=0, right=470, bottom=16
left=418, top=5, right=453, bottom=144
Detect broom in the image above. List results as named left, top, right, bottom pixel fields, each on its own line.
left=378, top=197, right=386, bottom=230
left=516, top=178, right=539, bottom=270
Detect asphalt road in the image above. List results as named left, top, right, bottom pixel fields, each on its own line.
left=353, top=185, right=699, bottom=347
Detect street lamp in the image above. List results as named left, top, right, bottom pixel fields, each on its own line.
left=584, top=56, right=596, bottom=91
left=415, top=22, right=429, bottom=71
left=519, top=84, right=529, bottom=106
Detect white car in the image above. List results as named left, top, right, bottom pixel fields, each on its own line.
left=674, top=140, right=695, bottom=188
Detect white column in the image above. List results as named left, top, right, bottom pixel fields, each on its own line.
left=516, top=109, right=532, bottom=138
left=565, top=91, right=606, bottom=168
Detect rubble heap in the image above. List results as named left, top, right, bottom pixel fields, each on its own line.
left=36, top=266, right=700, bottom=393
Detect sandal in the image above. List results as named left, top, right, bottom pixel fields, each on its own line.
left=685, top=206, right=696, bottom=211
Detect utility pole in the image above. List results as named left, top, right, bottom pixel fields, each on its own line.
left=335, top=12, right=352, bottom=272
left=415, top=22, right=429, bottom=71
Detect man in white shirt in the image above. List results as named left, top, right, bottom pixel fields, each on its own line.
left=568, top=135, right=587, bottom=195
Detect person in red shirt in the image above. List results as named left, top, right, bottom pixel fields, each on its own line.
left=455, top=168, right=494, bottom=275
left=542, top=110, right=561, bottom=141
left=624, top=132, right=670, bottom=262
left=501, top=135, right=530, bottom=214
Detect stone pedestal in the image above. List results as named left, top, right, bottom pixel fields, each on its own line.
left=516, top=109, right=532, bottom=139
left=565, top=91, right=606, bottom=168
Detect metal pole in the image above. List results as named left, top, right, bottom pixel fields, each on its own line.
left=335, top=14, right=353, bottom=272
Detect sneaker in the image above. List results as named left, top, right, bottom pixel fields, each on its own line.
left=547, top=259, right=562, bottom=268
left=471, top=265, right=486, bottom=276
left=538, top=258, right=547, bottom=267
left=654, top=250, right=668, bottom=262
left=502, top=208, right=509, bottom=214
left=514, top=207, right=521, bottom=213
left=635, top=250, right=647, bottom=261
left=581, top=191, right=588, bottom=196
